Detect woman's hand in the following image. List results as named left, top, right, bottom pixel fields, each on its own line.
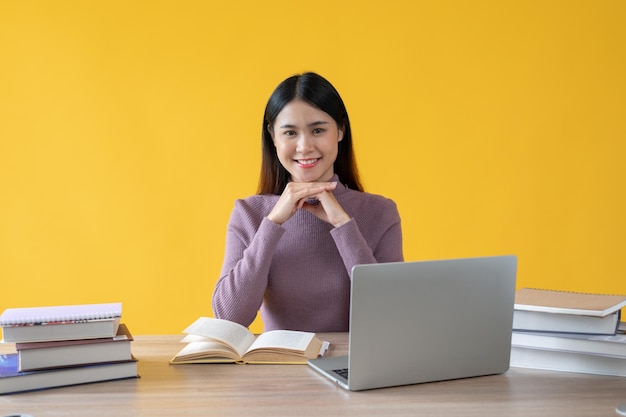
left=267, top=181, right=350, bottom=227
left=303, top=187, right=351, bottom=227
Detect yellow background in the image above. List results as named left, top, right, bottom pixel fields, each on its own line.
left=1, top=1, right=625, bottom=335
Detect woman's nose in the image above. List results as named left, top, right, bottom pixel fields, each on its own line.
left=296, top=134, right=314, bottom=152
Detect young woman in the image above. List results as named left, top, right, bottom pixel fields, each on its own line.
left=212, top=72, right=403, bottom=332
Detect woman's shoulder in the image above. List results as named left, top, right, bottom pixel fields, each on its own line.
left=227, top=194, right=279, bottom=228
left=343, top=187, right=398, bottom=207
left=232, top=194, right=278, bottom=216
left=236, top=193, right=279, bottom=205
left=341, top=188, right=400, bottom=220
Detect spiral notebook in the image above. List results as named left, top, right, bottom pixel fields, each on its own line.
left=0, top=303, right=122, bottom=343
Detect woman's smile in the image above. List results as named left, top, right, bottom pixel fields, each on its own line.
left=296, top=158, right=321, bottom=167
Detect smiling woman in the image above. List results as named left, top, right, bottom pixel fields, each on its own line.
left=267, top=100, right=350, bottom=227
left=211, top=72, right=404, bottom=333
left=1, top=2, right=624, bottom=336
left=270, top=100, right=343, bottom=185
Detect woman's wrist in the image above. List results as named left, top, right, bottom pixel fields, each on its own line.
left=332, top=216, right=352, bottom=228
left=266, top=214, right=283, bottom=226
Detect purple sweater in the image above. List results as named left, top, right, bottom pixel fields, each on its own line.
left=212, top=176, right=403, bottom=332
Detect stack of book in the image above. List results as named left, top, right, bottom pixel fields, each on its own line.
left=510, top=288, right=626, bottom=377
left=0, top=303, right=138, bottom=394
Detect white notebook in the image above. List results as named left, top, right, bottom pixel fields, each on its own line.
left=0, top=303, right=122, bottom=326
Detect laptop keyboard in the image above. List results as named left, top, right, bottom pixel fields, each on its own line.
left=333, top=368, right=349, bottom=379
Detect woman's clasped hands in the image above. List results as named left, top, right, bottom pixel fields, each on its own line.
left=267, top=181, right=350, bottom=228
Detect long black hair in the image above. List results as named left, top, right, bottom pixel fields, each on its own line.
left=257, top=72, right=363, bottom=195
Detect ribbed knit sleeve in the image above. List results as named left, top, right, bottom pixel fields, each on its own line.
left=331, top=213, right=403, bottom=275
left=212, top=199, right=285, bottom=327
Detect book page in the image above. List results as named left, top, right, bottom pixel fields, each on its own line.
left=183, top=317, right=255, bottom=357
left=171, top=340, right=240, bottom=362
left=246, top=330, right=315, bottom=353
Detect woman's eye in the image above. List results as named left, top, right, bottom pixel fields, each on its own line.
left=312, top=128, right=325, bottom=135
left=283, top=130, right=297, bottom=137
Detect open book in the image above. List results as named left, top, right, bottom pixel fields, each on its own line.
left=169, top=317, right=328, bottom=365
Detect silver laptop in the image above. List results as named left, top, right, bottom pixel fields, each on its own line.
left=308, top=255, right=517, bottom=391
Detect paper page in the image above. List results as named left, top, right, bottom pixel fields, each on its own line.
left=174, top=340, right=238, bottom=360
left=180, top=334, right=207, bottom=343
left=247, top=330, right=314, bottom=352
left=183, top=317, right=255, bottom=357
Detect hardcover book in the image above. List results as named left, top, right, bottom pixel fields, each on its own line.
left=510, top=346, right=626, bottom=377
left=0, top=354, right=138, bottom=395
left=511, top=325, right=626, bottom=358
left=514, top=288, right=626, bottom=316
left=17, top=324, right=133, bottom=372
left=513, top=289, right=626, bottom=335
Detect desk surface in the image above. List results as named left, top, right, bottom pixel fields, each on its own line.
left=1, top=333, right=626, bottom=417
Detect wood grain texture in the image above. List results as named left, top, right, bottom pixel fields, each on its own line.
left=2, top=333, right=626, bottom=417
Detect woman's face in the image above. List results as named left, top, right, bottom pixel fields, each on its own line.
left=270, top=99, right=343, bottom=183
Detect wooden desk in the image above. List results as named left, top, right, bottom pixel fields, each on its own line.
left=2, top=333, right=625, bottom=417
